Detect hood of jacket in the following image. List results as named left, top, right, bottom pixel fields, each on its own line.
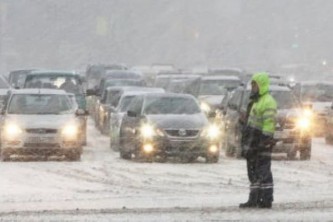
left=252, top=72, right=270, bottom=96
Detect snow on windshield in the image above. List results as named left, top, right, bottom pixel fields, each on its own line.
left=144, top=97, right=200, bottom=115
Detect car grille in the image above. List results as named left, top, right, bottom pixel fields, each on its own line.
left=164, top=129, right=199, bottom=137
left=24, top=143, right=60, bottom=148
left=26, top=129, right=58, bottom=134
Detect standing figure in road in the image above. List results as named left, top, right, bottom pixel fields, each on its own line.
left=240, top=72, right=277, bottom=209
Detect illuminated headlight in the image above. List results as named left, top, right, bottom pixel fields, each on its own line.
left=62, top=125, right=79, bottom=140
left=200, top=102, right=211, bottom=113
left=303, top=109, right=313, bottom=118
left=140, top=124, right=164, bottom=138
left=143, top=143, right=154, bottom=153
left=296, top=118, right=310, bottom=129
left=4, top=124, right=23, bottom=139
left=201, top=124, right=221, bottom=140
left=209, top=145, right=219, bottom=153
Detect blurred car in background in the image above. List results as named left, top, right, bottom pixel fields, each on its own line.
left=0, top=89, right=85, bottom=161
left=109, top=89, right=165, bottom=150
left=154, top=71, right=200, bottom=90
left=300, top=81, right=333, bottom=137
left=8, top=69, right=36, bottom=89
left=96, top=86, right=164, bottom=134
left=183, top=75, right=242, bottom=114
left=223, top=85, right=312, bottom=160
left=119, top=93, right=221, bottom=163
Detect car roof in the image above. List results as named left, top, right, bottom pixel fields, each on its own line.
left=105, top=86, right=163, bottom=92
left=10, top=88, right=69, bottom=95
left=121, top=90, right=164, bottom=97
left=143, top=92, right=196, bottom=100
left=28, top=70, right=79, bottom=76
left=201, top=75, right=241, bottom=81
left=103, top=70, right=142, bottom=79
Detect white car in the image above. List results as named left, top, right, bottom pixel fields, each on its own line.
left=0, top=89, right=85, bottom=161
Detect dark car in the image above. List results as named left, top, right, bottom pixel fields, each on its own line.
left=223, top=85, right=312, bottom=160
left=96, top=87, right=164, bottom=134
left=119, top=93, right=221, bottom=163
left=183, top=75, right=242, bottom=114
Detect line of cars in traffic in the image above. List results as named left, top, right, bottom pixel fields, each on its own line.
left=1, top=64, right=333, bottom=162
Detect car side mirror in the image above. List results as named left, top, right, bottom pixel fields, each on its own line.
left=76, top=109, right=86, bottom=116
left=127, top=110, right=137, bottom=117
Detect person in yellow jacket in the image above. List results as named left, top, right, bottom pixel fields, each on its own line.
left=240, top=72, right=277, bottom=209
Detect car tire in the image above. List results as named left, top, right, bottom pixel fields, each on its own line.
left=1, top=152, right=10, bottom=162
left=325, top=135, right=333, bottom=145
left=300, top=146, right=311, bottom=160
left=67, top=151, right=81, bottom=161
left=206, top=155, right=219, bottom=163
left=224, top=136, right=234, bottom=157
left=287, top=148, right=297, bottom=160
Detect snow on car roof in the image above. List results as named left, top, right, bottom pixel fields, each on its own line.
left=29, top=70, right=79, bottom=76
left=122, top=89, right=165, bottom=96
left=105, top=86, right=164, bottom=92
left=143, top=92, right=196, bottom=100
left=201, top=75, right=241, bottom=81
left=11, top=88, right=69, bottom=95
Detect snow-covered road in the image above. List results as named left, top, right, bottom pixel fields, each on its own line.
left=0, top=119, right=333, bottom=221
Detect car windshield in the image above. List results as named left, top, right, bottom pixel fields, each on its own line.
left=25, top=75, right=82, bottom=94
left=199, top=79, right=240, bottom=95
left=9, top=72, right=28, bottom=87
left=301, top=84, right=333, bottom=102
left=8, top=94, right=73, bottom=115
left=144, top=96, right=200, bottom=115
left=119, top=95, right=136, bottom=112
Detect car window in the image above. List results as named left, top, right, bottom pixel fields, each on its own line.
left=8, top=94, right=73, bottom=115
left=228, top=90, right=242, bottom=109
left=127, top=96, right=143, bottom=114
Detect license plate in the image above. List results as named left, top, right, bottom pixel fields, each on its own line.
left=27, top=137, right=55, bottom=143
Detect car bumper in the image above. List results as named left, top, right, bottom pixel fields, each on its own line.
left=137, top=136, right=220, bottom=157
left=273, top=129, right=311, bottom=153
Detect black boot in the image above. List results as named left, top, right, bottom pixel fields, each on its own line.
left=258, top=200, right=272, bottom=209
left=239, top=189, right=259, bottom=208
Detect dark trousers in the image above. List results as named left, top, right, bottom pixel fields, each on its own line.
left=246, top=149, right=274, bottom=204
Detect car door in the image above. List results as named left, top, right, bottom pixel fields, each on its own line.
left=120, top=96, right=144, bottom=152
left=225, top=89, right=243, bottom=146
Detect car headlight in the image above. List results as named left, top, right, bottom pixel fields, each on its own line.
left=202, top=124, right=220, bottom=140
left=140, top=124, right=164, bottom=138
left=62, top=124, right=79, bottom=140
left=296, top=117, right=310, bottom=129
left=4, top=124, right=23, bottom=139
left=200, top=102, right=211, bottom=113
left=303, top=109, right=313, bottom=118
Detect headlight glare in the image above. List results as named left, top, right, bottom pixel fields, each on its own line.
left=202, top=124, right=220, bottom=140
left=4, top=124, right=23, bottom=139
left=141, top=124, right=156, bottom=138
left=297, top=118, right=310, bottom=129
left=62, top=125, right=79, bottom=140
left=200, top=102, right=211, bottom=113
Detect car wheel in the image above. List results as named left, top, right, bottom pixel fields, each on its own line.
left=287, top=148, right=297, bottom=160
left=325, top=135, right=333, bottom=145
left=206, top=155, right=219, bottom=163
left=1, top=152, right=10, bottom=162
left=120, top=150, right=132, bottom=160
left=300, top=146, right=311, bottom=160
left=224, top=136, right=234, bottom=157
left=67, top=151, right=81, bottom=161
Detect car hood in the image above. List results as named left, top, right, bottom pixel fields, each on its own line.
left=146, top=113, right=208, bottom=129
left=310, top=102, right=331, bottom=114
left=199, top=95, right=225, bottom=107
left=4, top=114, right=78, bottom=129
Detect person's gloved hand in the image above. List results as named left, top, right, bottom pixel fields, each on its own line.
left=241, top=145, right=256, bottom=158
left=259, top=134, right=276, bottom=149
